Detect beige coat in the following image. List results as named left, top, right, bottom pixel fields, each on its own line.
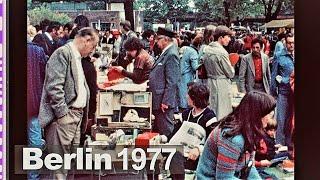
left=203, top=42, right=235, bottom=120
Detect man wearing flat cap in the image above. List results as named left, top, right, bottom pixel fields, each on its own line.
left=114, top=20, right=137, bottom=68
left=202, top=25, right=235, bottom=120
left=148, top=27, right=180, bottom=137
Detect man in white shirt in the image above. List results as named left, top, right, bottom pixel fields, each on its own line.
left=38, top=27, right=99, bottom=179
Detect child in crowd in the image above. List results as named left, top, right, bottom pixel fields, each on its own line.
left=255, top=118, right=289, bottom=179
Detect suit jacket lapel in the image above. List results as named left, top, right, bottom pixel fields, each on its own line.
left=262, top=55, right=267, bottom=74
left=248, top=54, right=255, bottom=77
left=67, top=44, right=79, bottom=95
left=151, top=46, right=171, bottom=70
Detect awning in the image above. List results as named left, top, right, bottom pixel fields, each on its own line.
left=260, top=19, right=294, bottom=28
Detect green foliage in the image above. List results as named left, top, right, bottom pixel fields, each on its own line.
left=27, top=6, right=72, bottom=25
left=134, top=0, right=192, bottom=23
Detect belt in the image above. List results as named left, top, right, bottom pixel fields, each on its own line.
left=207, top=74, right=227, bottom=79
left=255, top=80, right=263, bottom=83
left=69, top=107, right=84, bottom=111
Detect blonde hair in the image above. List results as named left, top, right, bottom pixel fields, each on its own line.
left=266, top=118, right=278, bottom=131
left=27, top=25, right=37, bottom=40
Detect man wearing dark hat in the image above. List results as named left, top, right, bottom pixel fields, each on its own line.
left=148, top=27, right=180, bottom=138
left=114, top=20, right=137, bottom=68
left=202, top=25, right=235, bottom=120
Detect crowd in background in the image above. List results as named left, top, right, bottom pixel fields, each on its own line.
left=27, top=13, right=295, bottom=179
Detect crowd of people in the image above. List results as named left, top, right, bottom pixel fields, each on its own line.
left=27, top=13, right=294, bottom=179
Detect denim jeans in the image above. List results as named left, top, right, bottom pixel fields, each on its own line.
left=28, top=117, right=45, bottom=180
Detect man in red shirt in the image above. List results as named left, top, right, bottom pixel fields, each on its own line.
left=239, top=38, right=271, bottom=94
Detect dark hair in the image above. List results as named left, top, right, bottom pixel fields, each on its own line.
left=219, top=91, right=276, bottom=152
left=192, top=34, right=204, bottom=48
left=46, top=21, right=62, bottom=33
left=124, top=37, right=144, bottom=51
left=40, top=19, right=50, bottom=32
left=285, top=33, right=294, bottom=41
left=278, top=33, right=286, bottom=41
left=265, top=118, right=277, bottom=131
left=69, top=26, right=80, bottom=40
left=187, top=82, right=210, bottom=109
left=34, top=24, right=41, bottom=32
left=142, top=29, right=155, bottom=39
left=74, top=15, right=89, bottom=28
left=251, top=38, right=263, bottom=48
left=120, top=20, right=131, bottom=31
left=203, top=25, right=216, bottom=45
left=64, top=22, right=74, bottom=31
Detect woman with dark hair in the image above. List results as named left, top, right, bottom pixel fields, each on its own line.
left=110, top=37, right=154, bottom=84
left=168, top=82, right=217, bottom=180
left=196, top=91, right=276, bottom=179
left=141, top=29, right=155, bottom=54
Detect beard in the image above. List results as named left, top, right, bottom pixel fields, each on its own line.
left=252, top=51, right=261, bottom=57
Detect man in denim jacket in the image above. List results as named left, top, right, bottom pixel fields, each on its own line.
left=270, top=33, right=294, bottom=150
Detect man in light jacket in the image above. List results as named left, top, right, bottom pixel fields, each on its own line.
left=38, top=27, right=99, bottom=179
left=239, top=38, right=271, bottom=94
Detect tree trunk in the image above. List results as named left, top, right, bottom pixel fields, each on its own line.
left=223, top=0, right=231, bottom=26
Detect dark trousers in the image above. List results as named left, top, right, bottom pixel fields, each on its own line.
left=152, top=108, right=175, bottom=137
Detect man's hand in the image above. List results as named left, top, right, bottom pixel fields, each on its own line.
left=160, top=103, right=168, bottom=112
left=111, top=66, right=124, bottom=73
left=260, top=160, right=272, bottom=167
left=188, top=148, right=200, bottom=160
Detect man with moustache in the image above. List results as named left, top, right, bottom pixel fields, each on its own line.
left=239, top=38, right=271, bottom=94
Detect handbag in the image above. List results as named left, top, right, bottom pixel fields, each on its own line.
left=197, top=64, right=207, bottom=79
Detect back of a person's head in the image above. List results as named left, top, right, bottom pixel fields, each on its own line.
left=64, top=22, right=74, bottom=31
left=74, top=15, right=89, bottom=28
left=142, top=29, right=155, bottom=39
left=46, top=21, right=61, bottom=33
left=192, top=34, right=204, bottom=48
left=220, top=91, right=276, bottom=151
left=69, top=26, right=81, bottom=40
left=40, top=19, right=51, bottom=32
left=203, top=25, right=216, bottom=45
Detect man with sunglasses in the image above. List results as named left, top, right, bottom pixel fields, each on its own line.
left=148, top=27, right=180, bottom=138
left=239, top=38, right=271, bottom=94
left=38, top=27, right=99, bottom=179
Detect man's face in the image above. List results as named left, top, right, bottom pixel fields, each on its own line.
left=155, top=35, right=167, bottom=50
left=80, top=35, right=98, bottom=57
left=266, top=129, right=276, bottom=138
left=120, top=26, right=125, bottom=34
left=126, top=50, right=137, bottom=58
left=148, top=35, right=154, bottom=42
left=220, top=35, right=231, bottom=46
left=52, top=26, right=64, bottom=40
left=251, top=42, right=261, bottom=56
left=286, top=36, right=294, bottom=53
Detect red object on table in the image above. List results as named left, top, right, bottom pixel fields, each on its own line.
left=135, top=132, right=159, bottom=148
left=107, top=68, right=125, bottom=81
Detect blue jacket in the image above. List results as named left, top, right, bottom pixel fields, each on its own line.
left=148, top=44, right=180, bottom=110
left=197, top=128, right=262, bottom=179
left=27, top=43, right=48, bottom=118
left=180, top=45, right=199, bottom=76
left=270, top=48, right=294, bottom=96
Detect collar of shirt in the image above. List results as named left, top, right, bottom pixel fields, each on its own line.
left=160, top=43, right=173, bottom=56
left=69, top=42, right=82, bottom=60
left=44, top=32, right=53, bottom=42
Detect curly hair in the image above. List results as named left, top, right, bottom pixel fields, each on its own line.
left=124, top=37, right=144, bottom=51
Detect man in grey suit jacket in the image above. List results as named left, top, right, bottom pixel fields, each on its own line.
left=148, top=27, right=180, bottom=138
left=38, top=27, right=99, bottom=179
left=239, top=38, right=271, bottom=94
